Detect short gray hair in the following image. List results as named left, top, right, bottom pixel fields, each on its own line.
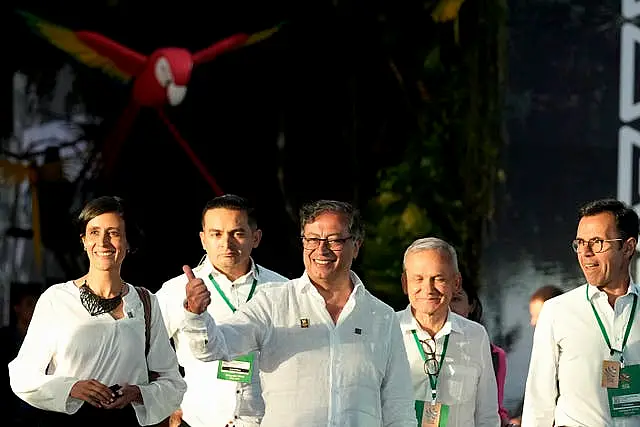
left=403, top=237, right=459, bottom=273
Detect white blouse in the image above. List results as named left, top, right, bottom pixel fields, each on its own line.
left=8, top=281, right=187, bottom=426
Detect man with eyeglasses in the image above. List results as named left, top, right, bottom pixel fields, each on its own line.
left=179, top=199, right=416, bottom=426
left=522, top=198, right=640, bottom=426
left=397, top=237, right=500, bottom=427
left=155, top=194, right=288, bottom=427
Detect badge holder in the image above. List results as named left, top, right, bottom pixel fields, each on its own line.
left=606, top=364, right=640, bottom=417
left=217, top=353, right=255, bottom=383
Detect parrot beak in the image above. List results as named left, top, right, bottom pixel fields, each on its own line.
left=167, top=83, right=187, bottom=106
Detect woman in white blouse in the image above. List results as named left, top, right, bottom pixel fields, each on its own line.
left=8, top=196, right=186, bottom=426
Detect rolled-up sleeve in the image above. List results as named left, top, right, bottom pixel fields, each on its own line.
left=133, top=294, right=187, bottom=425
left=381, top=314, right=418, bottom=426
left=521, top=301, right=558, bottom=426
left=8, top=292, right=82, bottom=414
left=182, top=290, right=271, bottom=362
left=475, top=332, right=500, bottom=427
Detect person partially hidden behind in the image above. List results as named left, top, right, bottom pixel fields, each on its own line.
left=1, top=282, right=42, bottom=426
left=450, top=283, right=510, bottom=426
left=8, top=196, right=186, bottom=427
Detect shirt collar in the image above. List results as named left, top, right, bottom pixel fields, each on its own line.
left=398, top=304, right=462, bottom=339
left=200, top=257, right=259, bottom=284
left=586, top=279, right=640, bottom=301
left=298, top=270, right=365, bottom=296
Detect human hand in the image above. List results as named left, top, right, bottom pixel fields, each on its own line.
left=169, top=408, right=183, bottom=427
left=184, top=265, right=210, bottom=314
left=69, top=379, right=116, bottom=408
left=102, top=383, right=142, bottom=409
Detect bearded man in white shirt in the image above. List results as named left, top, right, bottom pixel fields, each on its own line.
left=180, top=199, right=417, bottom=427
left=522, top=198, right=640, bottom=426
left=156, top=194, right=288, bottom=427
left=397, top=237, right=500, bottom=427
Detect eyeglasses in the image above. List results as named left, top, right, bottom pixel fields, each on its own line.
left=571, top=238, right=624, bottom=253
left=301, top=236, right=353, bottom=251
left=418, top=338, right=442, bottom=376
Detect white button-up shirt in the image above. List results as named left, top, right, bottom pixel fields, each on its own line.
left=181, top=271, right=417, bottom=427
left=156, top=259, right=288, bottom=427
left=523, top=282, right=640, bottom=426
left=8, top=282, right=186, bottom=426
left=397, top=306, right=500, bottom=427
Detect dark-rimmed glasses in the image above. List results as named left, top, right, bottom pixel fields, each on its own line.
left=418, top=338, right=441, bottom=376
left=571, top=238, right=624, bottom=253
left=301, top=236, right=353, bottom=251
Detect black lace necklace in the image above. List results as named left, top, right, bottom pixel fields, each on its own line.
left=79, top=281, right=123, bottom=316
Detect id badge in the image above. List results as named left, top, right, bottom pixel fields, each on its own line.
left=217, top=353, right=254, bottom=383
left=607, top=364, right=640, bottom=417
left=602, top=360, right=621, bottom=388
left=414, top=400, right=449, bottom=427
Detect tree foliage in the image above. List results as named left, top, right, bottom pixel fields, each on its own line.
left=349, top=0, right=508, bottom=307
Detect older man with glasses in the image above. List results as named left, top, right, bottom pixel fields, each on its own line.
left=397, top=237, right=500, bottom=427
left=180, top=200, right=417, bottom=427
left=522, top=199, right=640, bottom=427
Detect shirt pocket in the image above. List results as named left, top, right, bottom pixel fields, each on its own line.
left=441, top=364, right=479, bottom=403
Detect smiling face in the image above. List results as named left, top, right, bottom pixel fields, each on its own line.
left=302, top=211, right=360, bottom=286
left=81, top=212, right=128, bottom=272
left=575, top=212, right=634, bottom=288
left=402, top=249, right=461, bottom=318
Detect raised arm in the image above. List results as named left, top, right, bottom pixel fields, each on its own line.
left=180, top=265, right=270, bottom=362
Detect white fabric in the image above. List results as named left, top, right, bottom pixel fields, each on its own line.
left=397, top=306, right=500, bottom=427
left=155, top=259, right=288, bottom=427
left=181, top=271, right=417, bottom=427
left=8, top=281, right=186, bottom=426
left=522, top=282, right=640, bottom=426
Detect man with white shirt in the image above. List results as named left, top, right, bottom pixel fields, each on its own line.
left=156, top=194, right=288, bottom=427
left=180, top=199, right=417, bottom=427
left=397, top=237, right=500, bottom=427
left=522, top=198, right=640, bottom=426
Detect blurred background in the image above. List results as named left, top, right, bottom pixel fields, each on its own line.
left=1, top=0, right=636, bottom=416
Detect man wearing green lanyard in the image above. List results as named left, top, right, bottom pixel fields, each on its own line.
left=397, top=237, right=500, bottom=427
left=522, top=198, right=640, bottom=426
left=156, top=195, right=288, bottom=427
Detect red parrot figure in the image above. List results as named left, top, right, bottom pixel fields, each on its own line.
left=18, top=10, right=282, bottom=195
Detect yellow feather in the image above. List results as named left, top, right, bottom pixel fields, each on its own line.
left=19, top=11, right=131, bottom=82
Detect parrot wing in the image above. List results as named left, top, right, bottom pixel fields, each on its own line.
left=17, top=10, right=146, bottom=82
left=192, top=22, right=285, bottom=65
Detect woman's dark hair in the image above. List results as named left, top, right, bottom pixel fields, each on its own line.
left=76, top=196, right=142, bottom=252
left=462, top=284, right=484, bottom=324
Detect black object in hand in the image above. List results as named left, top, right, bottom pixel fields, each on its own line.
left=109, top=384, right=121, bottom=393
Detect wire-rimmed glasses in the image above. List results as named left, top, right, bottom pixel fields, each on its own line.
left=418, top=338, right=441, bottom=376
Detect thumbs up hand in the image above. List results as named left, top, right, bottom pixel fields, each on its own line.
left=183, top=265, right=211, bottom=314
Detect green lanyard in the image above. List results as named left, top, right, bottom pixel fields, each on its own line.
left=587, top=285, right=638, bottom=364
left=208, top=274, right=258, bottom=313
left=412, top=330, right=450, bottom=404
